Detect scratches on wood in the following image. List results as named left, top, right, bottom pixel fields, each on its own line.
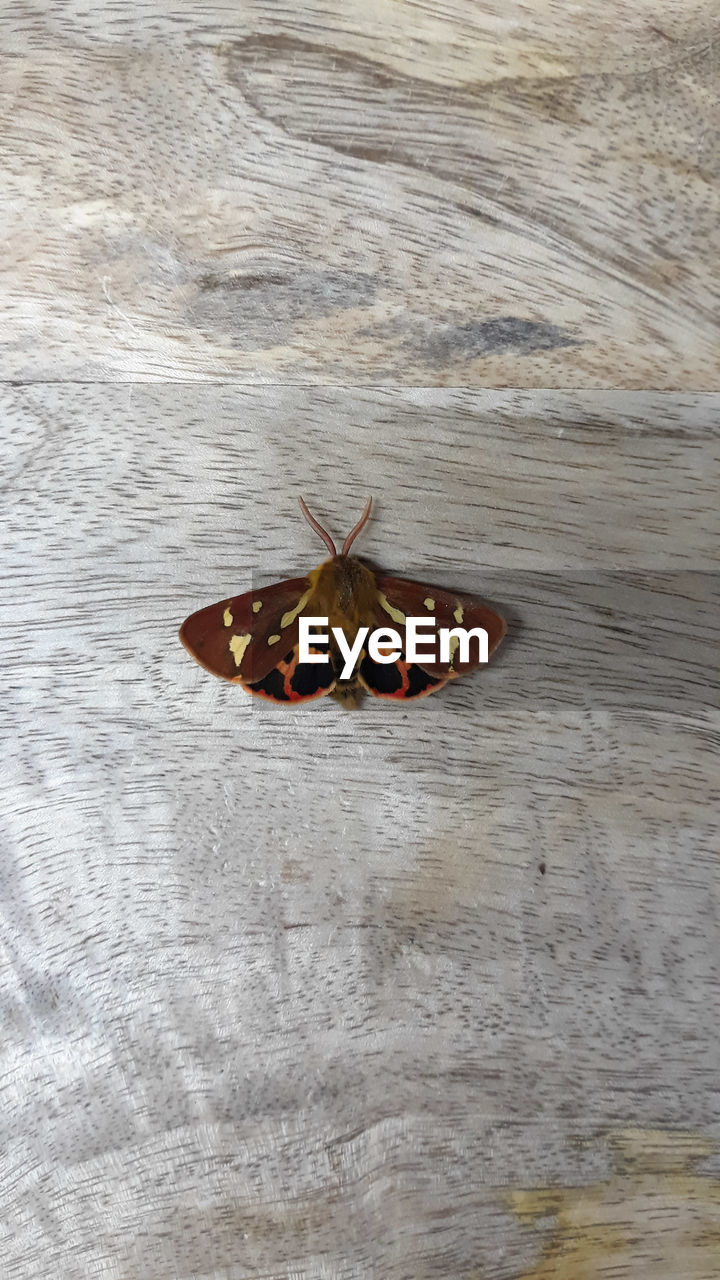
left=1, top=2, right=718, bottom=382
left=2, top=384, right=719, bottom=1276
left=190, top=266, right=377, bottom=351
left=420, top=317, right=580, bottom=364
left=509, top=1129, right=720, bottom=1280
left=2, top=0, right=719, bottom=1271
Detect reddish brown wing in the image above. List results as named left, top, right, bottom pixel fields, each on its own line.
left=179, top=576, right=310, bottom=684
left=373, top=574, right=506, bottom=679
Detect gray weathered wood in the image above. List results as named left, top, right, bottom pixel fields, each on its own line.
left=1, top=3, right=719, bottom=384
left=2, top=387, right=719, bottom=1278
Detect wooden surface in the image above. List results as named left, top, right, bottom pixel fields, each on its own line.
left=1, top=1, right=719, bottom=385
left=2, top=3, right=720, bottom=1278
left=2, top=387, right=719, bottom=1279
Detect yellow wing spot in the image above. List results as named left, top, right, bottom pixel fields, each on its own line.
left=453, top=603, right=464, bottom=624
left=252, top=600, right=263, bottom=614
left=223, top=608, right=233, bottom=627
left=378, top=592, right=406, bottom=626
left=267, top=633, right=282, bottom=646
left=449, top=634, right=460, bottom=666
left=229, top=633, right=251, bottom=668
left=279, top=585, right=313, bottom=630
left=424, top=597, right=435, bottom=611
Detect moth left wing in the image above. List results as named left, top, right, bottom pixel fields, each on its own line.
left=357, top=653, right=449, bottom=700
left=180, top=575, right=314, bottom=684
left=373, top=574, right=506, bottom=680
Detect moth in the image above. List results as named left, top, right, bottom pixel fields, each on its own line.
left=179, top=498, right=506, bottom=707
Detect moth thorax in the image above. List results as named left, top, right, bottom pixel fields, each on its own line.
left=310, top=555, right=376, bottom=622
left=332, top=556, right=376, bottom=615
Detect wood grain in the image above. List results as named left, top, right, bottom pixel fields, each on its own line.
left=1, top=2, right=719, bottom=384
left=2, top=387, right=718, bottom=1278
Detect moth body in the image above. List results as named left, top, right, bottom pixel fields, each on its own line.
left=308, top=554, right=377, bottom=628
left=300, top=556, right=385, bottom=704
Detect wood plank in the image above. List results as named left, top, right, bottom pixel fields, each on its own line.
left=1, top=3, right=718, bottom=384
left=2, top=387, right=719, bottom=1277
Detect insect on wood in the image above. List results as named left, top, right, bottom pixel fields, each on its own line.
left=179, top=499, right=506, bottom=707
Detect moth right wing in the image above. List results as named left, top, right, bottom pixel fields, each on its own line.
left=180, top=576, right=314, bottom=684
left=242, top=641, right=336, bottom=703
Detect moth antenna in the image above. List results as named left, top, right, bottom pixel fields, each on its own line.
left=298, top=496, right=337, bottom=556
left=341, top=497, right=373, bottom=555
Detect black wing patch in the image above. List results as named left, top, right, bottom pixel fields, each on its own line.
left=359, top=654, right=447, bottom=700
left=245, top=645, right=336, bottom=703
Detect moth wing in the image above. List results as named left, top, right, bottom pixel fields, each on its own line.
left=179, top=576, right=311, bottom=684
left=243, top=642, right=336, bottom=704
left=373, top=574, right=506, bottom=679
left=357, top=653, right=449, bottom=701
